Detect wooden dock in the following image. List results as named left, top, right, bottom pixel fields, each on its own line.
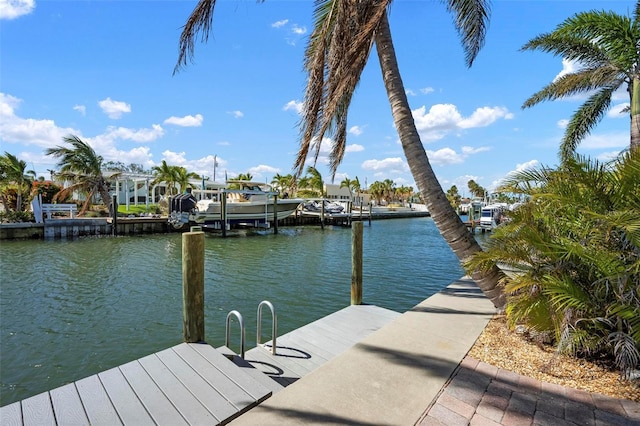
left=0, top=305, right=400, bottom=425
left=222, top=304, right=401, bottom=389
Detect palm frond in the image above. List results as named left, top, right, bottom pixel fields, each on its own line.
left=608, top=332, right=640, bottom=375
left=446, top=0, right=491, bottom=66
left=521, top=32, right=609, bottom=67
left=295, top=0, right=390, bottom=178
left=522, top=68, right=622, bottom=108
left=560, top=86, right=615, bottom=161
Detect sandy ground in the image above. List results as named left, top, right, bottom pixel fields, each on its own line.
left=468, top=315, right=640, bottom=402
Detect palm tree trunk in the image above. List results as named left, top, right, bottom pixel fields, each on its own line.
left=631, top=75, right=640, bottom=153
left=374, top=12, right=505, bottom=308
left=99, top=184, right=113, bottom=214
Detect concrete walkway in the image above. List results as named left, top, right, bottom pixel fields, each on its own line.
left=231, top=277, right=640, bottom=425
left=231, top=278, right=496, bottom=425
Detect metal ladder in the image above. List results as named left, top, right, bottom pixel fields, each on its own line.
left=225, top=300, right=277, bottom=359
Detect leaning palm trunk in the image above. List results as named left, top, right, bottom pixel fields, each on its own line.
left=375, top=12, right=505, bottom=308
left=99, top=185, right=113, bottom=216
left=631, top=75, right=640, bottom=154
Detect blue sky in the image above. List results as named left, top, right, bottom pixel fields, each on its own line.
left=0, top=0, right=633, bottom=196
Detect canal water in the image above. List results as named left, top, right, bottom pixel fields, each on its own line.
left=0, top=217, right=466, bottom=406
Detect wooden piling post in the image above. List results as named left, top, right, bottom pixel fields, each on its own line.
left=111, top=195, right=118, bottom=236
left=182, top=230, right=205, bottom=343
left=273, top=194, right=278, bottom=234
left=351, top=221, right=363, bottom=305
left=221, top=191, right=227, bottom=237
left=320, top=199, right=325, bottom=230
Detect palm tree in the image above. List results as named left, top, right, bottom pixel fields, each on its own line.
left=174, top=0, right=505, bottom=308
left=467, top=151, right=640, bottom=377
left=368, top=181, right=385, bottom=205
left=272, top=173, right=296, bottom=196
left=446, top=185, right=462, bottom=210
left=294, top=1, right=505, bottom=307
left=521, top=5, right=640, bottom=161
left=45, top=135, right=113, bottom=215
left=340, top=176, right=362, bottom=203
left=0, top=152, right=36, bottom=212
left=174, top=166, right=200, bottom=193
left=151, top=160, right=179, bottom=196
left=467, top=179, right=486, bottom=199
left=381, top=179, right=395, bottom=204
left=396, top=185, right=413, bottom=205
left=304, top=166, right=324, bottom=196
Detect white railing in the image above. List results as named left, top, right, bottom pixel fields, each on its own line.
left=41, top=204, right=78, bottom=219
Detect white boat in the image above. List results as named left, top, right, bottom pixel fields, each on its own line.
left=300, top=199, right=352, bottom=220
left=168, top=181, right=303, bottom=230
left=479, top=203, right=508, bottom=231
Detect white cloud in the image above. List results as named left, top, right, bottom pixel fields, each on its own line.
left=271, top=19, right=288, bottom=28
left=361, top=157, right=408, bottom=175
left=611, top=87, right=627, bottom=102
left=458, top=106, right=513, bottom=129
left=228, top=110, right=244, bottom=119
left=411, top=104, right=513, bottom=141
left=461, top=146, right=490, bottom=155
left=0, top=93, right=79, bottom=149
left=98, top=97, right=131, bottom=119
left=73, top=105, right=86, bottom=116
left=283, top=100, right=303, bottom=114
left=104, top=124, right=164, bottom=143
left=425, top=145, right=491, bottom=166
left=0, top=92, right=21, bottom=116
left=291, top=24, right=306, bottom=35
left=596, top=151, right=623, bottom=161
left=553, top=58, right=580, bottom=82
left=164, top=114, right=203, bottom=127
left=405, top=89, right=416, bottom=96
left=580, top=132, right=628, bottom=150
left=103, top=146, right=154, bottom=167
left=161, top=150, right=188, bottom=165
left=0, top=0, right=35, bottom=20
left=156, top=151, right=226, bottom=180
left=333, top=172, right=349, bottom=182
left=426, top=148, right=464, bottom=165
left=348, top=125, right=363, bottom=136
left=515, top=159, right=540, bottom=172
left=557, top=119, right=569, bottom=129
left=249, top=164, right=279, bottom=178
left=420, top=87, right=435, bottom=95
left=493, top=159, right=541, bottom=190
left=345, top=144, right=364, bottom=153
left=608, top=103, right=629, bottom=118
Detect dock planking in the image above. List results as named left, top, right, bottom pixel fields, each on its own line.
left=1, top=304, right=401, bottom=425
left=225, top=304, right=401, bottom=390
left=0, top=343, right=272, bottom=426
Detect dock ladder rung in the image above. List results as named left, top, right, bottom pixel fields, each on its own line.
left=225, top=310, right=245, bottom=359
left=257, top=300, right=277, bottom=355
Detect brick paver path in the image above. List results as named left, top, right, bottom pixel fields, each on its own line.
left=417, top=357, right=640, bottom=426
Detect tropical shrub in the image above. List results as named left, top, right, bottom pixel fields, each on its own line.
left=0, top=210, right=34, bottom=223
left=466, top=152, right=640, bottom=378
left=32, top=180, right=65, bottom=204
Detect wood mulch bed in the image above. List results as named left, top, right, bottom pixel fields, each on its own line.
left=468, top=315, right=640, bottom=402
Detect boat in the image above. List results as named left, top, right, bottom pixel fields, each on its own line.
left=479, top=203, right=508, bottom=231
left=168, top=181, right=303, bottom=230
left=300, top=199, right=352, bottom=220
